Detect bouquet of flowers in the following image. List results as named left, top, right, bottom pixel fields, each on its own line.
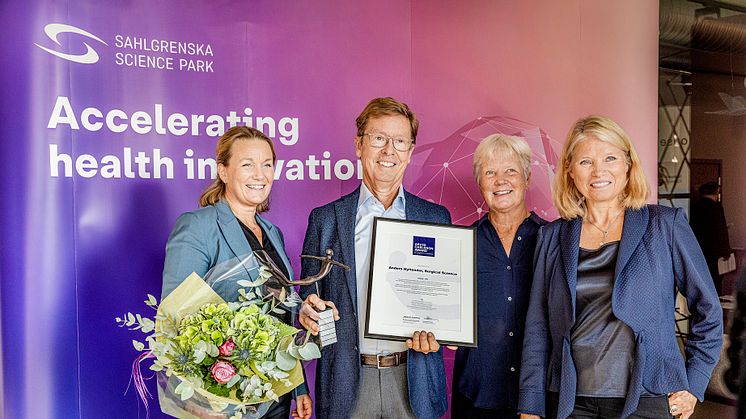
left=117, top=252, right=320, bottom=419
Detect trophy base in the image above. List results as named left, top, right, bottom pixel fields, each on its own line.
left=317, top=308, right=337, bottom=347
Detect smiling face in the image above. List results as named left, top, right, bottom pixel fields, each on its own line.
left=569, top=136, right=629, bottom=207
left=478, top=150, right=529, bottom=215
left=218, top=138, right=274, bottom=213
left=355, top=115, right=413, bottom=194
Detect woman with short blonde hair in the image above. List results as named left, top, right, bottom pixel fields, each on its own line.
left=453, top=133, right=546, bottom=418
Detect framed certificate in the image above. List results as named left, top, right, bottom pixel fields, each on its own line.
left=364, top=218, right=477, bottom=347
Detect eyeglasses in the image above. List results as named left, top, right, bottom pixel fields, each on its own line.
left=361, top=132, right=413, bottom=152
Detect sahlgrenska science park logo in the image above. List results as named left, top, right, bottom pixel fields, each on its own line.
left=34, top=22, right=215, bottom=72
left=34, top=23, right=107, bottom=64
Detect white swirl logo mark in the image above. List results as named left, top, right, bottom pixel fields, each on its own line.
left=34, top=23, right=107, bottom=64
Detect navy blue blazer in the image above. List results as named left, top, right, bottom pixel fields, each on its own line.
left=518, top=205, right=722, bottom=419
left=299, top=186, right=451, bottom=419
left=161, top=200, right=307, bottom=396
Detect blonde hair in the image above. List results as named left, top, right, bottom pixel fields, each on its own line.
left=554, top=115, right=649, bottom=220
left=473, top=134, right=532, bottom=182
left=199, top=126, right=276, bottom=211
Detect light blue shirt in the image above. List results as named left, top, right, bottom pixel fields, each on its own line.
left=355, top=183, right=408, bottom=355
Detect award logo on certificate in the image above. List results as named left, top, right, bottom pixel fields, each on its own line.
left=364, top=218, right=477, bottom=347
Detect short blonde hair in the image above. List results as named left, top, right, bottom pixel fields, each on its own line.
left=473, top=134, right=532, bottom=182
left=554, top=115, right=649, bottom=220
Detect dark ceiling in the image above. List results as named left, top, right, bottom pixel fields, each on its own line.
left=661, top=0, right=746, bottom=76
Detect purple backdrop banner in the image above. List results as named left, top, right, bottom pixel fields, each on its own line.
left=2, top=1, right=658, bottom=418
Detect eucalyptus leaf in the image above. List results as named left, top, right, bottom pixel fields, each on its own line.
left=132, top=340, right=145, bottom=351
left=146, top=294, right=158, bottom=306
left=297, top=342, right=321, bottom=360
left=140, top=318, right=155, bottom=333
left=180, top=384, right=194, bottom=400
left=271, top=307, right=286, bottom=315
left=127, top=312, right=135, bottom=324
left=275, top=349, right=296, bottom=371
left=207, top=343, right=219, bottom=358
left=193, top=349, right=206, bottom=364
left=149, top=363, right=164, bottom=372
left=226, top=374, right=241, bottom=388
left=287, top=342, right=301, bottom=358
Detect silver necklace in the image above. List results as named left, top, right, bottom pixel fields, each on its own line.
left=586, top=210, right=623, bottom=245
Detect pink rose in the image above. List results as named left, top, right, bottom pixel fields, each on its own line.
left=210, top=360, right=236, bottom=384
left=219, top=338, right=236, bottom=357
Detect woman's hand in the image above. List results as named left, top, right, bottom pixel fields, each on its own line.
left=519, top=414, right=540, bottom=419
left=291, top=394, right=313, bottom=419
left=668, top=390, right=697, bottom=419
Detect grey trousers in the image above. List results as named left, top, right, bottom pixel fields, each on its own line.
left=350, top=364, right=417, bottom=419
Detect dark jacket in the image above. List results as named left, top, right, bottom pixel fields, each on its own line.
left=299, top=186, right=451, bottom=419
left=518, top=205, right=723, bottom=419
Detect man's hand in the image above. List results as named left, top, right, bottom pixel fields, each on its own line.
left=299, top=294, right=339, bottom=335
left=291, top=394, right=313, bottom=419
left=406, top=330, right=439, bottom=354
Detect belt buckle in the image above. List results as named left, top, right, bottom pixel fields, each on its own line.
left=376, top=354, right=384, bottom=369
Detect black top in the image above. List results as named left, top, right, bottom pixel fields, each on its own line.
left=571, top=241, right=636, bottom=397
left=453, top=212, right=546, bottom=410
left=237, top=217, right=291, bottom=325
left=236, top=217, right=294, bottom=411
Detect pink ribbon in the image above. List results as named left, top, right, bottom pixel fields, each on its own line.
left=125, top=351, right=155, bottom=418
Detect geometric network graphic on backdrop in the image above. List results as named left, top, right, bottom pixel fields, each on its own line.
left=407, top=116, right=561, bottom=225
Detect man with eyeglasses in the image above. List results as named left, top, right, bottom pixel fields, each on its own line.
left=298, top=97, right=451, bottom=419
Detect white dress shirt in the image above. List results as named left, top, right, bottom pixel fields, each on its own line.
left=355, top=183, right=408, bottom=355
